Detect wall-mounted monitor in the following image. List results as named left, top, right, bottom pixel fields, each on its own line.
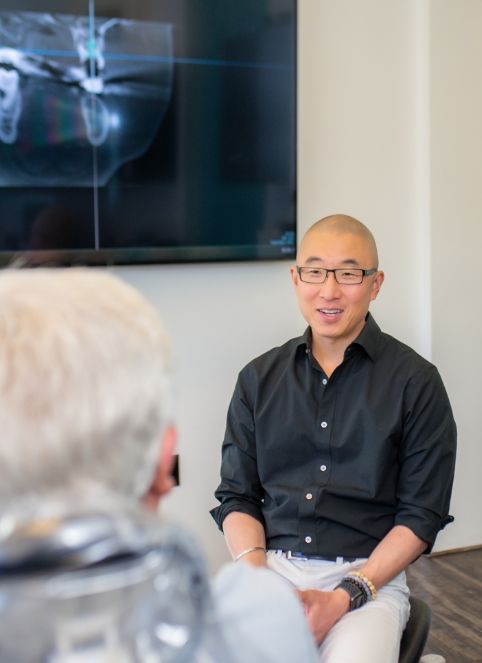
left=0, top=0, right=297, bottom=266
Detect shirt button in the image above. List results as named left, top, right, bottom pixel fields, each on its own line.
left=320, top=465, right=327, bottom=472
left=305, top=536, right=312, bottom=544
left=322, top=379, right=327, bottom=385
left=320, top=421, right=328, bottom=428
left=306, top=492, right=313, bottom=500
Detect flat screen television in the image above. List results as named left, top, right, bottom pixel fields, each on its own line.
left=0, top=0, right=296, bottom=266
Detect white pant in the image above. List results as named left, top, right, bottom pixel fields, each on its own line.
left=267, top=551, right=410, bottom=663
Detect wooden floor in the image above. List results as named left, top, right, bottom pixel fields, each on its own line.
left=406, top=547, right=482, bottom=662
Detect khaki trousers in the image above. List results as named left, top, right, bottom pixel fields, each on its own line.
left=267, top=550, right=410, bottom=663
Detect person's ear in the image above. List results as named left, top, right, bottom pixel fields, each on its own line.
left=290, top=264, right=299, bottom=286
left=142, top=425, right=177, bottom=511
left=369, top=270, right=384, bottom=302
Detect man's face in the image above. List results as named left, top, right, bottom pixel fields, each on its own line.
left=290, top=229, right=384, bottom=348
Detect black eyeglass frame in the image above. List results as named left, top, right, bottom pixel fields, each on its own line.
left=296, top=266, right=378, bottom=285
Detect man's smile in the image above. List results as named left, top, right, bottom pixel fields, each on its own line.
left=318, top=308, right=343, bottom=314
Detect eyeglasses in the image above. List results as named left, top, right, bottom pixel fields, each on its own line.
left=296, top=266, right=377, bottom=285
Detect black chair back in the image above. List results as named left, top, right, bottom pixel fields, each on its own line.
left=399, top=596, right=432, bottom=663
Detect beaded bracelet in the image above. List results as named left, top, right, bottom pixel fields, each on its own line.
left=347, top=570, right=377, bottom=600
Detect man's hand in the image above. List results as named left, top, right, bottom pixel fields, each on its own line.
left=296, top=588, right=350, bottom=645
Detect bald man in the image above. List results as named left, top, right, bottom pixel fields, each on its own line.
left=211, top=215, right=456, bottom=662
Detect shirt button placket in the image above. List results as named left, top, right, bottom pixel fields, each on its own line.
left=319, top=420, right=329, bottom=481
left=300, top=484, right=316, bottom=552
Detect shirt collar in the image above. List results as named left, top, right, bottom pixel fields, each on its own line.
left=350, top=313, right=383, bottom=360
left=297, top=327, right=313, bottom=355
left=297, top=313, right=383, bottom=361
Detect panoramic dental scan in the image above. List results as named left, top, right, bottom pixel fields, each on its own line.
left=0, top=1, right=296, bottom=265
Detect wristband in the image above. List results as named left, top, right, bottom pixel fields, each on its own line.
left=335, top=577, right=368, bottom=611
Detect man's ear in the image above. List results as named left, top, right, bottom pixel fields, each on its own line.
left=142, top=425, right=177, bottom=511
left=370, top=270, right=385, bottom=302
left=290, top=264, right=299, bottom=286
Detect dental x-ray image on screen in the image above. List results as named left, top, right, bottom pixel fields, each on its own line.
left=0, top=0, right=296, bottom=266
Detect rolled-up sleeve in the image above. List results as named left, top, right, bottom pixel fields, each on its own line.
left=395, top=365, right=457, bottom=551
left=210, top=368, right=265, bottom=531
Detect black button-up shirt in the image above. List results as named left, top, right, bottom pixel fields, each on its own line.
left=211, top=315, right=456, bottom=557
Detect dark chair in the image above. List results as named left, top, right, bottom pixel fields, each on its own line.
left=399, top=596, right=432, bottom=663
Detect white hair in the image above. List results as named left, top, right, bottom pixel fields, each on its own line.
left=0, top=268, right=173, bottom=505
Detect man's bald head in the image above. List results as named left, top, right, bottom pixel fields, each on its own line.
left=299, top=214, right=379, bottom=269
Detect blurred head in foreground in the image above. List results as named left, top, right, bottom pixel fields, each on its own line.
left=0, top=267, right=176, bottom=510
left=0, top=269, right=217, bottom=663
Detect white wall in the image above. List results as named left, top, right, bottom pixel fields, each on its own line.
left=297, top=0, right=430, bottom=350
left=114, top=0, right=481, bottom=570
left=429, top=0, right=482, bottom=550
